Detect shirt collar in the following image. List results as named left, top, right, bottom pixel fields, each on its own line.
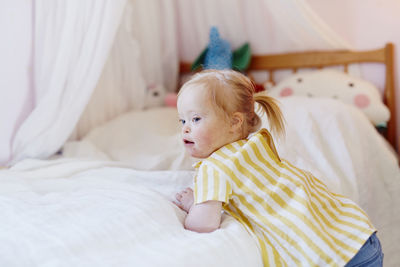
left=192, top=160, right=202, bottom=169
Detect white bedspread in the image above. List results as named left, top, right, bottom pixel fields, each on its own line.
left=2, top=97, right=399, bottom=266
left=0, top=159, right=261, bottom=267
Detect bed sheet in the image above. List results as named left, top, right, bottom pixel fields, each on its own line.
left=0, top=159, right=261, bottom=267
left=2, top=97, right=399, bottom=266
left=63, top=107, right=196, bottom=171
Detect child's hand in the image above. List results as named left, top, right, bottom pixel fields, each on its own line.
left=175, top=187, right=194, bottom=213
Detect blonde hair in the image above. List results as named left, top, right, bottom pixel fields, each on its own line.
left=179, top=69, right=285, bottom=138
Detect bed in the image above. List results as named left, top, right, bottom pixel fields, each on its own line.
left=1, top=44, right=399, bottom=267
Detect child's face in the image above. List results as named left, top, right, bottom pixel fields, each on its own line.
left=177, top=85, right=233, bottom=158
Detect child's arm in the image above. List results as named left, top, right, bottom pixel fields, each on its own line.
left=175, top=188, right=222, bottom=233
left=185, top=200, right=222, bottom=233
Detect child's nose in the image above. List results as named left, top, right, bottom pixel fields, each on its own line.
left=183, top=124, right=190, bottom=133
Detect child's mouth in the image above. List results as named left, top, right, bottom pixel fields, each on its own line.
left=183, top=139, right=194, bottom=145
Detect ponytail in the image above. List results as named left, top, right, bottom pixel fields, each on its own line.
left=253, top=93, right=285, bottom=137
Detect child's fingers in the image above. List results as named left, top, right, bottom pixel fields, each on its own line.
left=173, top=200, right=184, bottom=210
left=182, top=187, right=193, bottom=194
left=182, top=189, right=193, bottom=196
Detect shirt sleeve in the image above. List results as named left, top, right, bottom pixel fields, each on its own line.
left=194, top=161, right=232, bottom=204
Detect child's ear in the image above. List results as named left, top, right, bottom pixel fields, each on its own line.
left=230, top=112, right=244, bottom=132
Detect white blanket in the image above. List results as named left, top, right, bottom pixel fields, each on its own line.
left=2, top=97, right=400, bottom=266
left=0, top=159, right=261, bottom=267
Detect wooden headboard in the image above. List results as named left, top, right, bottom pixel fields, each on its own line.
left=180, top=43, right=397, bottom=152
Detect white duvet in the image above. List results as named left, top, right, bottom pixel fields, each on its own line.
left=0, top=160, right=261, bottom=267
left=1, top=97, right=399, bottom=266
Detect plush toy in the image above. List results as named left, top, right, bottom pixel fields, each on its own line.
left=266, top=69, right=390, bottom=126
left=191, top=26, right=251, bottom=71
left=145, top=83, right=179, bottom=108
left=144, top=84, right=166, bottom=109
left=165, top=92, right=178, bottom=107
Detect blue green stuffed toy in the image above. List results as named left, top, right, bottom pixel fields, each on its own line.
left=191, top=26, right=251, bottom=71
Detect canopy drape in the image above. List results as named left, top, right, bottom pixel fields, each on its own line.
left=70, top=0, right=178, bottom=140
left=9, top=0, right=127, bottom=165
left=177, top=0, right=352, bottom=61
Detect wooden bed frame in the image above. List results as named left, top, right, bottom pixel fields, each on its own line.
left=180, top=43, right=398, bottom=153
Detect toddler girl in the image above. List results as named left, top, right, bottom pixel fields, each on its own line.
left=175, top=69, right=383, bottom=267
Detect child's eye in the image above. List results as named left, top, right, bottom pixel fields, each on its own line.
left=179, top=119, right=185, bottom=125
left=192, top=117, right=201, bottom=123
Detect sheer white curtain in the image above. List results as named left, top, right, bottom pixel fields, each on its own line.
left=69, top=3, right=147, bottom=140
left=70, top=0, right=179, bottom=140
left=130, top=0, right=178, bottom=92
left=9, top=0, right=127, bottom=165
left=177, top=0, right=352, bottom=59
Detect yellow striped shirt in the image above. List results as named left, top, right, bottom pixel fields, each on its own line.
left=193, top=129, right=375, bottom=267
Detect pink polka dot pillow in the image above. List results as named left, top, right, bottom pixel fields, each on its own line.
left=267, top=70, right=390, bottom=126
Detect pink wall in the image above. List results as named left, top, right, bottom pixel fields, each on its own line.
left=0, top=0, right=33, bottom=165
left=306, top=0, right=400, bottom=149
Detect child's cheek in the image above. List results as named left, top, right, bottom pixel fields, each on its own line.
left=196, top=128, right=213, bottom=147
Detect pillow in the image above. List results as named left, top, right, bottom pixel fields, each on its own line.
left=62, top=107, right=196, bottom=171
left=266, top=70, right=390, bottom=126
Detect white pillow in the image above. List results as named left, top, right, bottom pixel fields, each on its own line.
left=62, top=107, right=196, bottom=170
left=266, top=70, right=390, bottom=126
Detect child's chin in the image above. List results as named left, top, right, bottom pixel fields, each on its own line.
left=190, top=152, right=210, bottom=159
left=185, top=147, right=211, bottom=159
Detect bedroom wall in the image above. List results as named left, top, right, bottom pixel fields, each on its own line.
left=306, top=0, right=400, bottom=149
left=0, top=0, right=33, bottom=165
